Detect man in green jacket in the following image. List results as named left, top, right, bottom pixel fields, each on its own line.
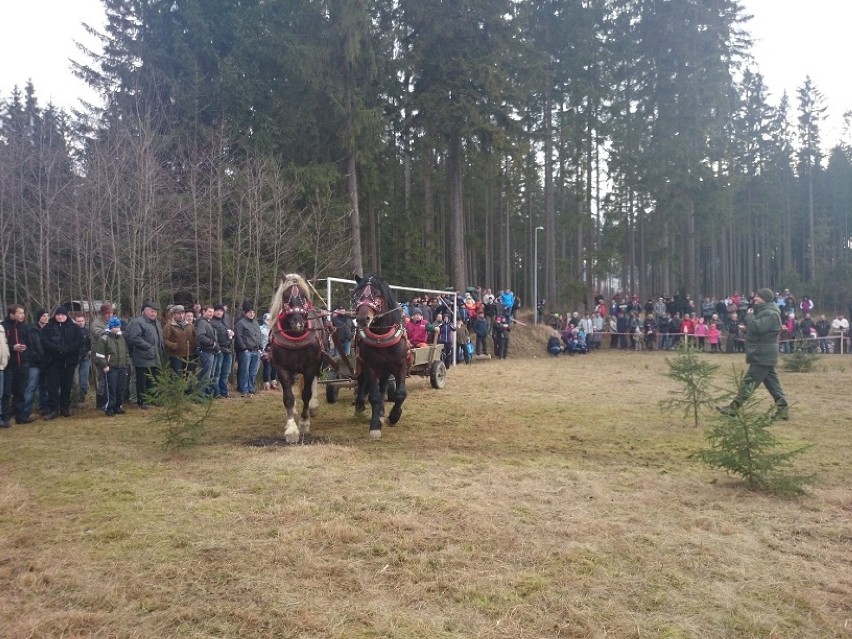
left=718, top=288, right=789, bottom=420
left=94, top=317, right=130, bottom=416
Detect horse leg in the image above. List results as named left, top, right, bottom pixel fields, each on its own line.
left=307, top=375, right=319, bottom=417
left=280, top=372, right=300, bottom=444
left=299, top=373, right=313, bottom=436
left=354, top=373, right=367, bottom=414
left=388, top=366, right=407, bottom=426
left=368, top=373, right=384, bottom=439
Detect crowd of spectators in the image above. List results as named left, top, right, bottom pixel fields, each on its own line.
left=543, top=289, right=851, bottom=356
left=1, top=299, right=276, bottom=426
left=399, top=287, right=520, bottom=366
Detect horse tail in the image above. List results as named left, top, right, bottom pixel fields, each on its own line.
left=269, top=279, right=287, bottom=325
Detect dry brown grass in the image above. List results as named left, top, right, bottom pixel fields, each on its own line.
left=1, top=326, right=851, bottom=638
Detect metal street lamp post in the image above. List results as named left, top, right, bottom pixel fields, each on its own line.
left=534, top=226, right=544, bottom=325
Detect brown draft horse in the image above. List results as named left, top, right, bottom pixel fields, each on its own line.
left=268, top=274, right=326, bottom=443
left=352, top=274, right=409, bottom=439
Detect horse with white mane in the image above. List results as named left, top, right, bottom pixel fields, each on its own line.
left=267, top=273, right=326, bottom=443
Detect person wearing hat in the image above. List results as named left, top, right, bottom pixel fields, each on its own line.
left=163, top=304, right=196, bottom=376
left=235, top=301, right=264, bottom=397
left=405, top=307, right=428, bottom=348
left=94, top=317, right=130, bottom=416
left=718, top=288, right=789, bottom=420
left=125, top=301, right=164, bottom=409
left=41, top=306, right=84, bottom=419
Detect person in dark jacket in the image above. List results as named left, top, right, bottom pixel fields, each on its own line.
left=41, top=306, right=84, bottom=419
left=74, top=315, right=92, bottom=405
left=210, top=304, right=234, bottom=398
left=547, top=332, right=563, bottom=356
left=1, top=305, right=35, bottom=425
left=24, top=309, right=50, bottom=418
left=125, top=301, right=164, bottom=409
left=432, top=313, right=456, bottom=367
left=234, top=302, right=264, bottom=396
left=331, top=306, right=354, bottom=356
left=472, top=311, right=489, bottom=356
left=491, top=315, right=510, bottom=359
left=194, top=305, right=218, bottom=397
left=718, top=288, right=789, bottom=420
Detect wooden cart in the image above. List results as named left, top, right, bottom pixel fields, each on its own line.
left=323, top=341, right=447, bottom=404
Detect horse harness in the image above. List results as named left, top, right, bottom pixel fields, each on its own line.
left=270, top=287, right=325, bottom=351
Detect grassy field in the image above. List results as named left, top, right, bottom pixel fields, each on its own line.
left=2, top=336, right=851, bottom=638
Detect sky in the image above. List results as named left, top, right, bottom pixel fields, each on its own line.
left=0, top=0, right=850, bottom=145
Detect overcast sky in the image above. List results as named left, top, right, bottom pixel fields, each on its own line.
left=0, top=0, right=849, bottom=144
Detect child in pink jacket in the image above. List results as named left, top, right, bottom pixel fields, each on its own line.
left=708, top=322, right=721, bottom=352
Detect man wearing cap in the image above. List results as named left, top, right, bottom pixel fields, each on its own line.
left=41, top=306, right=84, bottom=419
left=234, top=301, right=263, bottom=396
left=163, top=305, right=196, bottom=375
left=718, top=288, right=789, bottom=420
left=94, top=317, right=130, bottom=416
left=125, top=301, right=164, bottom=409
left=405, top=307, right=429, bottom=348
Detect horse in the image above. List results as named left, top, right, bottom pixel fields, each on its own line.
left=268, top=273, right=326, bottom=443
left=352, top=274, right=409, bottom=439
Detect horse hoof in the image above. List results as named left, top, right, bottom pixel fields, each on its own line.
left=299, top=419, right=311, bottom=435
left=388, top=406, right=402, bottom=425
left=369, top=429, right=382, bottom=440
left=285, top=431, right=300, bottom=444
left=354, top=403, right=366, bottom=414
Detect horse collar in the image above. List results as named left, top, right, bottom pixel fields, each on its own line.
left=358, top=323, right=405, bottom=348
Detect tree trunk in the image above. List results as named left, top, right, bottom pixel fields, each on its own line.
left=448, top=132, right=466, bottom=291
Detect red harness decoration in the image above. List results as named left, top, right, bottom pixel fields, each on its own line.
left=357, top=324, right=405, bottom=349
left=271, top=297, right=320, bottom=350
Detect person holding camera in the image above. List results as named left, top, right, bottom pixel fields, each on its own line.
left=718, top=288, right=789, bottom=420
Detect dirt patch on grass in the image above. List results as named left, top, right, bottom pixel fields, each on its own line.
left=1, top=326, right=851, bottom=638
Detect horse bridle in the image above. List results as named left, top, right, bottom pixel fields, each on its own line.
left=354, top=283, right=384, bottom=315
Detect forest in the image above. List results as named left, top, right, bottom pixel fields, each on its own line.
left=1, top=0, right=851, bottom=314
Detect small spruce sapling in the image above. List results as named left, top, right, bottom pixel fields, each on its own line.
left=699, top=370, right=815, bottom=496
left=783, top=338, right=820, bottom=372
left=659, top=343, right=721, bottom=427
left=145, top=363, right=214, bottom=450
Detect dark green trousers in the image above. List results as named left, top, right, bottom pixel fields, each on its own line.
left=732, top=364, right=788, bottom=409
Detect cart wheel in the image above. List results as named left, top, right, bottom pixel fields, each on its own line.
left=430, top=361, right=447, bottom=389
left=326, top=371, right=339, bottom=404
left=386, top=376, right=396, bottom=402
